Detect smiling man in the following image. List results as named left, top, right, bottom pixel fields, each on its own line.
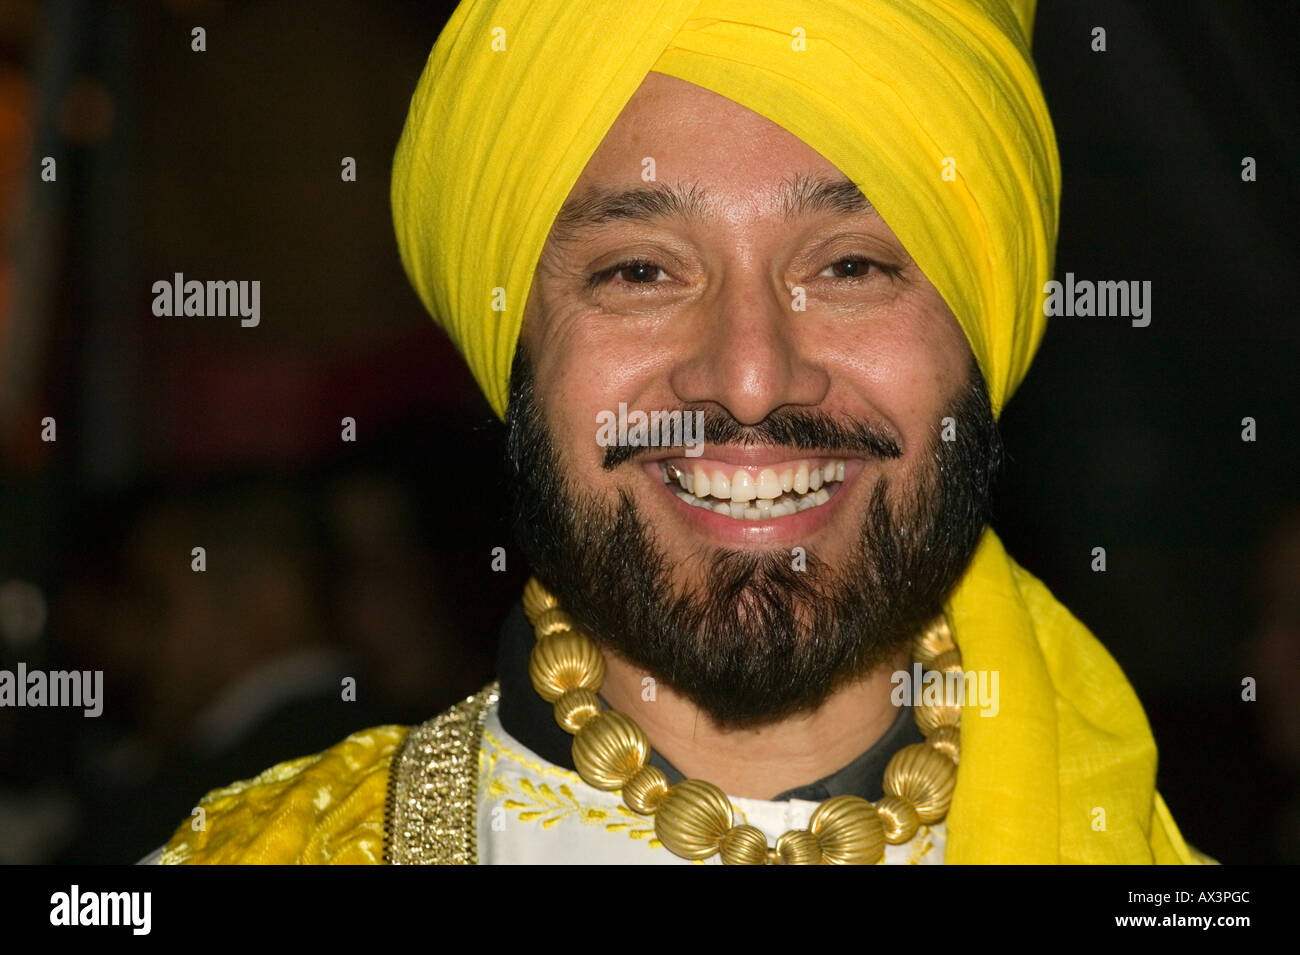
left=157, top=0, right=1209, bottom=864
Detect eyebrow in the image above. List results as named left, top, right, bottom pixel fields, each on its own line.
left=548, top=173, right=875, bottom=244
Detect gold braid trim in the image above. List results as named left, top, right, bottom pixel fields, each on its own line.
left=383, top=682, right=499, bottom=865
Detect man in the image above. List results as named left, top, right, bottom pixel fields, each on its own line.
left=157, top=0, right=1209, bottom=864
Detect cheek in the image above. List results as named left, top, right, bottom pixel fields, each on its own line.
left=822, top=322, right=923, bottom=391
left=807, top=295, right=969, bottom=446
left=529, top=304, right=678, bottom=470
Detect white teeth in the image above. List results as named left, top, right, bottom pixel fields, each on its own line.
left=711, top=470, right=730, bottom=500
left=693, top=466, right=710, bottom=499
left=661, top=457, right=847, bottom=519
left=729, top=470, right=756, bottom=503
left=794, top=463, right=809, bottom=494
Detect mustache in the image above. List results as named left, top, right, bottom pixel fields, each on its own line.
left=601, top=406, right=903, bottom=470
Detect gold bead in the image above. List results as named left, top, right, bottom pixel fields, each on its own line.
left=572, top=711, right=648, bottom=790
left=928, top=648, right=964, bottom=678
left=622, top=766, right=670, bottom=815
left=532, top=607, right=575, bottom=638
left=654, top=780, right=734, bottom=859
left=809, top=795, right=885, bottom=865
left=522, top=577, right=559, bottom=625
left=553, top=687, right=601, bottom=734
left=927, top=724, right=960, bottom=764
left=915, top=699, right=962, bottom=735
left=528, top=630, right=605, bottom=702
left=874, top=794, right=920, bottom=844
left=883, top=742, right=957, bottom=823
left=913, top=617, right=955, bottom=665
left=774, top=829, right=823, bottom=865
left=719, top=825, right=768, bottom=865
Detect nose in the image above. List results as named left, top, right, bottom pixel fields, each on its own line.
left=668, top=271, right=829, bottom=425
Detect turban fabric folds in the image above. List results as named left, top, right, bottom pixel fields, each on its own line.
left=391, top=1, right=1207, bottom=863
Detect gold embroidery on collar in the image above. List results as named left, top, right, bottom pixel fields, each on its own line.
left=486, top=771, right=666, bottom=849
left=383, top=682, right=498, bottom=864
left=482, top=728, right=586, bottom=781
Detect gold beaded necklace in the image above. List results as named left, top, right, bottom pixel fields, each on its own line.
left=521, top=577, right=963, bottom=865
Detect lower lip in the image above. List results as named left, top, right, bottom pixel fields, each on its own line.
left=639, top=460, right=865, bottom=544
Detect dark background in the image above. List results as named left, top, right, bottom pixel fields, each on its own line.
left=0, top=0, right=1295, bottom=864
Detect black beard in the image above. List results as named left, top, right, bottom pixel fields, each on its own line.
left=505, top=348, right=1001, bottom=729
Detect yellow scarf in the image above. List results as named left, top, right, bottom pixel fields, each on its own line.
left=389, top=0, right=1209, bottom=863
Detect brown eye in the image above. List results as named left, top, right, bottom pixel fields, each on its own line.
left=619, top=262, right=662, bottom=283
left=827, top=258, right=871, bottom=278
left=588, top=260, right=666, bottom=288
left=817, top=257, right=902, bottom=282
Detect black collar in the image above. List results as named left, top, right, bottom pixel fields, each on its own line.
left=495, top=601, right=923, bottom=802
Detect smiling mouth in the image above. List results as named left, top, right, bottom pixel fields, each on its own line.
left=658, top=458, right=848, bottom=521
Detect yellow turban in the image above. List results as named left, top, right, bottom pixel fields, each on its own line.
left=392, top=0, right=1058, bottom=421
left=391, top=1, right=1209, bottom=863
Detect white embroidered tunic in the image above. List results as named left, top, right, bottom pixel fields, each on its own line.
left=475, top=701, right=946, bottom=865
